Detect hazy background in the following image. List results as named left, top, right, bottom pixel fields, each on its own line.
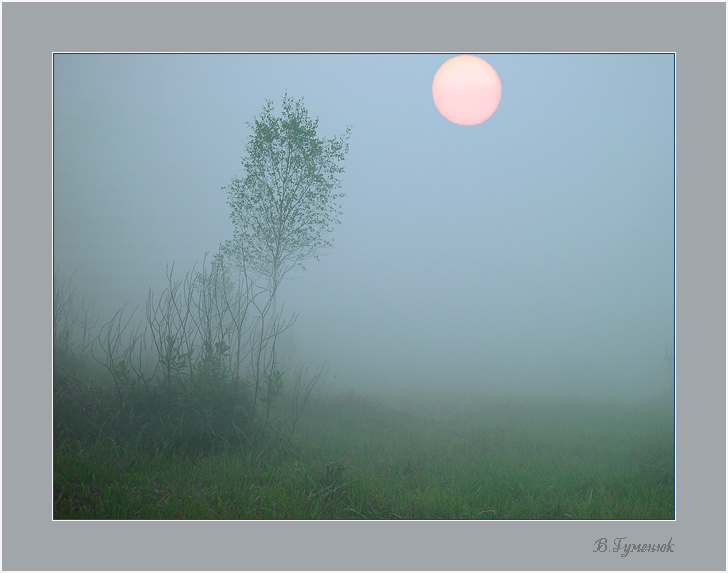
left=53, top=53, right=675, bottom=399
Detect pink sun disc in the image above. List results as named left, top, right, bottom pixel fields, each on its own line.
left=432, top=55, right=502, bottom=126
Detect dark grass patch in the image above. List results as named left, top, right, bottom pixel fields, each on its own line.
left=54, top=390, right=674, bottom=520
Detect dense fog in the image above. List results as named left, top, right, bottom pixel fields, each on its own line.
left=53, top=53, right=675, bottom=401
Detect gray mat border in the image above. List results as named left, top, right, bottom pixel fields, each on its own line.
left=3, top=2, right=724, bottom=571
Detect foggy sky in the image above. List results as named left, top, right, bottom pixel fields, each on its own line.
left=53, top=53, right=675, bottom=397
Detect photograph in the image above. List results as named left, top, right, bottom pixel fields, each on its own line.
left=52, top=51, right=675, bottom=521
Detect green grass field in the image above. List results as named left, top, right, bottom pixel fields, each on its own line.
left=54, top=387, right=674, bottom=520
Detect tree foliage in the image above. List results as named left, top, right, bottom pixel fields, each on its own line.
left=224, top=93, right=351, bottom=294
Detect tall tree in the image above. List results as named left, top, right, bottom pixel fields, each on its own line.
left=224, top=93, right=351, bottom=312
